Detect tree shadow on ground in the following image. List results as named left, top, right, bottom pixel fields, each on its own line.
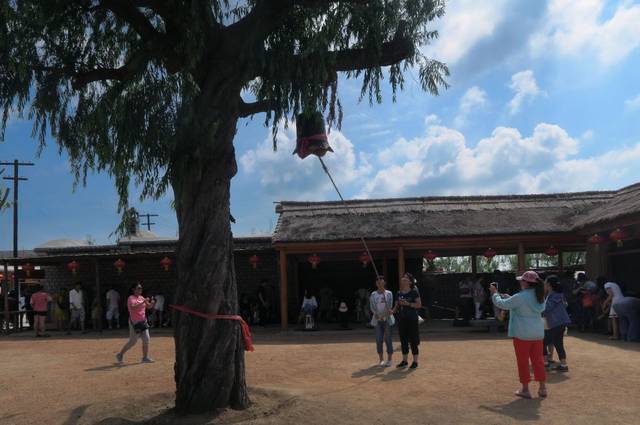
left=479, top=398, right=543, bottom=421
left=569, top=333, right=640, bottom=352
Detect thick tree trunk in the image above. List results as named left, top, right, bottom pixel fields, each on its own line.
left=171, top=112, right=248, bottom=413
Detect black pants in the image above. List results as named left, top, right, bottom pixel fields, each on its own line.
left=398, top=317, right=420, bottom=355
left=543, top=325, right=567, bottom=360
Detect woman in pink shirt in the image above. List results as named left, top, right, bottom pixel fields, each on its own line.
left=116, top=282, right=156, bottom=364
left=30, top=284, right=52, bottom=337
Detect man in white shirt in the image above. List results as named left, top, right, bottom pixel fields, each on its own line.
left=105, top=286, right=121, bottom=330
left=68, top=282, right=85, bottom=333
left=153, top=293, right=165, bottom=327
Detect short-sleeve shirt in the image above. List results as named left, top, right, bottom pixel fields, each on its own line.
left=397, top=288, right=420, bottom=321
left=128, top=295, right=147, bottom=323
left=605, top=282, right=624, bottom=303
left=31, top=291, right=50, bottom=312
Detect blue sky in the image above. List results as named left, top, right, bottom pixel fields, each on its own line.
left=2, top=0, right=640, bottom=249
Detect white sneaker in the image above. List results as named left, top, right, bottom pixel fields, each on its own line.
left=379, top=360, right=386, bottom=367
left=384, top=361, right=392, bottom=367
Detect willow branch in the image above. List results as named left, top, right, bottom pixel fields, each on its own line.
left=239, top=99, right=277, bottom=117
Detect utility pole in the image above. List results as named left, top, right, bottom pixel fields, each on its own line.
left=1, top=160, right=34, bottom=301
left=139, top=213, right=158, bottom=231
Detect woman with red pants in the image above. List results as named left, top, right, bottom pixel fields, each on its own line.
left=490, top=271, right=547, bottom=399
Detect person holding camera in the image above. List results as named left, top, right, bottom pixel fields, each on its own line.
left=116, top=282, right=155, bottom=364
left=490, top=271, right=547, bottom=399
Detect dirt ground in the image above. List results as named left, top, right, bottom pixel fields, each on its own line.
left=1, top=327, right=639, bottom=425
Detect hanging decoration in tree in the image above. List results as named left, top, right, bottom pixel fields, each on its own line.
left=249, top=255, right=260, bottom=270
left=160, top=256, right=173, bottom=272
left=483, top=248, right=497, bottom=261
left=358, top=252, right=371, bottom=268
left=67, top=260, right=80, bottom=275
left=293, top=111, right=333, bottom=159
left=22, top=263, right=34, bottom=277
left=609, top=228, right=627, bottom=248
left=544, top=246, right=559, bottom=257
left=423, top=250, right=438, bottom=262
left=308, top=253, right=321, bottom=269
left=114, top=258, right=126, bottom=274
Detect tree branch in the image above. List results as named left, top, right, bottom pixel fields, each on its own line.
left=71, top=49, right=151, bottom=89
left=239, top=99, right=277, bottom=117
left=99, top=0, right=163, bottom=43
left=334, top=36, right=414, bottom=72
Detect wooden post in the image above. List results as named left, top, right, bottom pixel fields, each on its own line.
left=471, top=255, right=478, bottom=274
left=558, top=248, right=564, bottom=272
left=518, top=243, right=526, bottom=274
left=279, top=250, right=288, bottom=330
left=3, top=261, right=9, bottom=333
left=398, top=247, right=405, bottom=281
left=94, top=259, right=102, bottom=332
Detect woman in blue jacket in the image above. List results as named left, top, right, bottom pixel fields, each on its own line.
left=490, top=270, right=547, bottom=399
left=543, top=275, right=571, bottom=372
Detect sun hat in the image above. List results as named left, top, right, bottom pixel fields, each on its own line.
left=516, top=270, right=540, bottom=283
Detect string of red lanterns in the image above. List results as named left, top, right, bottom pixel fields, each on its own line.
left=609, top=228, right=627, bottom=247
left=544, top=246, right=559, bottom=257
left=160, top=256, right=173, bottom=271
left=22, top=263, right=34, bottom=277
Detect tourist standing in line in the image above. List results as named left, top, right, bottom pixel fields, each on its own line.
left=30, top=284, right=52, bottom=337
left=153, top=293, right=165, bottom=327
left=543, top=275, right=571, bottom=372
left=53, top=287, right=69, bottom=332
left=116, top=282, right=155, bottom=364
left=603, top=281, right=625, bottom=340
left=473, top=276, right=487, bottom=320
left=490, top=270, right=547, bottom=399
left=105, top=286, right=121, bottom=329
left=68, top=282, right=86, bottom=333
left=393, top=272, right=421, bottom=369
left=370, top=276, right=394, bottom=367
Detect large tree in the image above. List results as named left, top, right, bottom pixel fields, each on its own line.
left=0, top=0, right=448, bottom=413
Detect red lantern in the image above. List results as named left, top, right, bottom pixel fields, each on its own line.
left=483, top=248, right=497, bottom=261
left=588, top=234, right=605, bottom=246
left=358, top=252, right=371, bottom=268
left=22, top=263, right=34, bottom=277
left=249, top=254, right=260, bottom=270
left=308, top=253, right=321, bottom=269
left=160, top=256, right=173, bottom=272
left=114, top=258, right=126, bottom=274
left=67, top=260, right=80, bottom=275
left=544, top=246, right=559, bottom=257
left=609, top=228, right=627, bottom=248
left=423, top=250, right=438, bottom=262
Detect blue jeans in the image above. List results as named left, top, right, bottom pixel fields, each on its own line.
left=375, top=321, right=393, bottom=355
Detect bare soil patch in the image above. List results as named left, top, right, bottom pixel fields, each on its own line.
left=1, top=329, right=639, bottom=424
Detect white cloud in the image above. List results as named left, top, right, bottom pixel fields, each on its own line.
left=530, top=0, right=640, bottom=66
left=424, top=114, right=440, bottom=126
left=239, top=120, right=370, bottom=200
left=508, top=70, right=542, bottom=115
left=625, top=93, right=640, bottom=111
left=455, top=86, right=488, bottom=127
left=424, top=0, right=508, bottom=64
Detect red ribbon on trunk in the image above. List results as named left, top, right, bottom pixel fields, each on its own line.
left=170, top=304, right=254, bottom=352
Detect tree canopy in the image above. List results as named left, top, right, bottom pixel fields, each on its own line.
left=1, top=0, right=448, bottom=216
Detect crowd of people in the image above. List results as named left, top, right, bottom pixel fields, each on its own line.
left=3, top=281, right=170, bottom=334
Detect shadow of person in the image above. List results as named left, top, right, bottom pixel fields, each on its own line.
left=479, top=398, right=542, bottom=421
left=379, top=368, right=416, bottom=382
left=85, top=363, right=142, bottom=372
left=351, top=365, right=385, bottom=378
left=62, top=405, right=91, bottom=425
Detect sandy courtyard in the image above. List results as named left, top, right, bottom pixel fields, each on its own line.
left=1, top=328, right=639, bottom=425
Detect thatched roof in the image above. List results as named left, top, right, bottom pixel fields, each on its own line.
left=273, top=184, right=640, bottom=243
